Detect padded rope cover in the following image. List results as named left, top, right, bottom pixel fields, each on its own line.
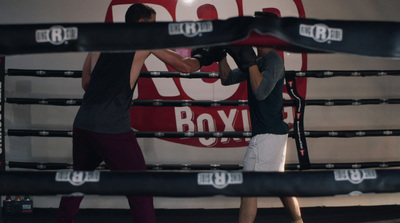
left=286, top=70, right=400, bottom=78
left=0, top=169, right=400, bottom=197
left=7, top=98, right=400, bottom=107
left=6, top=129, right=255, bottom=138
left=1, top=17, right=400, bottom=57
left=8, top=129, right=400, bottom=138
left=8, top=161, right=400, bottom=171
left=6, top=69, right=81, bottom=78
left=7, top=69, right=400, bottom=78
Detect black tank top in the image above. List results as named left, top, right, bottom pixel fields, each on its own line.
left=73, top=52, right=136, bottom=134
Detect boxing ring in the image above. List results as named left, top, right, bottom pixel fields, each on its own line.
left=1, top=16, right=400, bottom=222
left=4, top=69, right=400, bottom=171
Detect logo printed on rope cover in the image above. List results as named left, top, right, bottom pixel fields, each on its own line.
left=169, top=21, right=213, bottom=37
left=36, top=26, right=78, bottom=45
left=334, top=169, right=377, bottom=184
left=299, top=23, right=342, bottom=43
left=198, top=172, right=242, bottom=189
left=55, top=171, right=100, bottom=186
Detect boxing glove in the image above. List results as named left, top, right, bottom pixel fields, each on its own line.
left=208, top=46, right=226, bottom=62
left=191, top=47, right=227, bottom=66
left=226, top=45, right=257, bottom=71
left=191, top=47, right=214, bottom=66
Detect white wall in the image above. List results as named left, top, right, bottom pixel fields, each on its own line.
left=1, top=0, right=400, bottom=210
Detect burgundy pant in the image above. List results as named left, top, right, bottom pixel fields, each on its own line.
left=56, top=128, right=156, bottom=223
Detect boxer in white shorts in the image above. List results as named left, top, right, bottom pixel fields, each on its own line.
left=243, top=133, right=288, bottom=172
left=218, top=11, right=303, bottom=223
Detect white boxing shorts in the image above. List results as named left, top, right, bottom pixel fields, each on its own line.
left=243, top=133, right=288, bottom=172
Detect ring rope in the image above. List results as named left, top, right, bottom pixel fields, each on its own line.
left=7, top=98, right=400, bottom=107
left=286, top=70, right=400, bottom=78
left=7, top=161, right=400, bottom=171
left=5, top=129, right=252, bottom=138
left=7, top=69, right=400, bottom=78
left=305, top=130, right=400, bottom=137
left=3, top=70, right=400, bottom=170
left=1, top=169, right=400, bottom=197
left=1, top=17, right=400, bottom=58
left=0, top=17, right=399, bottom=196
left=6, top=98, right=251, bottom=107
left=7, top=129, right=400, bottom=138
left=6, top=69, right=82, bottom=78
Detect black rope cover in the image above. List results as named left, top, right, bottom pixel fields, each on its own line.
left=6, top=69, right=81, bottom=78
left=1, top=17, right=400, bottom=198
left=285, top=70, right=400, bottom=78
left=1, top=17, right=400, bottom=57
left=7, top=69, right=400, bottom=78
left=1, top=169, right=400, bottom=197
left=7, top=98, right=400, bottom=107
left=8, top=161, right=400, bottom=171
left=8, top=129, right=400, bottom=138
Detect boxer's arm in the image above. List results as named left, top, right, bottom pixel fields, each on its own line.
left=218, top=57, right=231, bottom=85
left=218, top=57, right=247, bottom=86
left=250, top=62, right=284, bottom=101
left=82, top=52, right=100, bottom=91
left=248, top=64, right=263, bottom=91
left=130, top=50, right=151, bottom=89
left=247, top=50, right=286, bottom=100
left=81, top=53, right=91, bottom=91
left=151, top=49, right=200, bottom=73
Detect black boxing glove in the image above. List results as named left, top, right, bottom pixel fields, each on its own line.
left=191, top=47, right=214, bottom=67
left=226, top=45, right=257, bottom=71
left=240, top=46, right=257, bottom=68
left=208, top=46, right=226, bottom=62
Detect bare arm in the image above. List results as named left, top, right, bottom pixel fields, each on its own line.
left=81, top=52, right=100, bottom=91
left=151, top=49, right=200, bottom=73
left=130, top=50, right=151, bottom=89
left=218, top=57, right=231, bottom=85
left=81, top=53, right=92, bottom=91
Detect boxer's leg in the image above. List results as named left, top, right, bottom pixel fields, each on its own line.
left=56, top=128, right=103, bottom=223
left=94, top=130, right=156, bottom=223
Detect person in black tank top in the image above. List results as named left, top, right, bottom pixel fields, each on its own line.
left=56, top=3, right=202, bottom=223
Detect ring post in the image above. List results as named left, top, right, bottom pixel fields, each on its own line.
left=0, top=56, right=4, bottom=216
left=0, top=56, right=5, bottom=171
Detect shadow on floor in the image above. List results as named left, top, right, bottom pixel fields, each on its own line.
left=2, top=205, right=400, bottom=223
